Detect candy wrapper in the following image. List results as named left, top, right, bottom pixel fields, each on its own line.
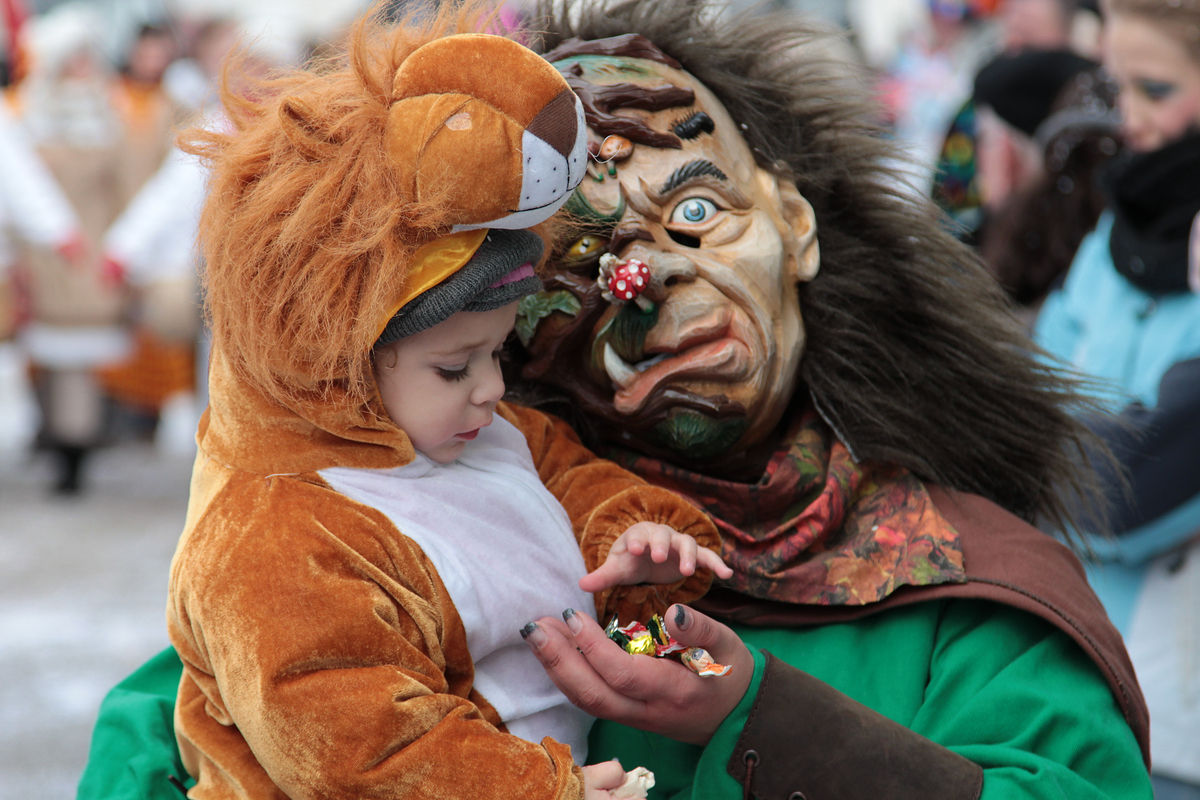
left=605, top=615, right=732, bottom=677
left=681, top=646, right=732, bottom=678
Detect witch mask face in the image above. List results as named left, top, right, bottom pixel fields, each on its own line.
left=518, top=47, right=819, bottom=462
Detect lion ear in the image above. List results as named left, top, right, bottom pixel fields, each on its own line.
left=778, top=177, right=819, bottom=283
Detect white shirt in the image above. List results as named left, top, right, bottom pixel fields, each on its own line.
left=319, top=413, right=594, bottom=762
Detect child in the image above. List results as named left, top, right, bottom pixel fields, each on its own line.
left=166, top=6, right=726, bottom=800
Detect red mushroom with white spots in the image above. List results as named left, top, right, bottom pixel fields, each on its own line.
left=598, top=255, right=654, bottom=311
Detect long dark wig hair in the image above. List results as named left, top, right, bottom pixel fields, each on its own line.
left=525, top=0, right=1110, bottom=537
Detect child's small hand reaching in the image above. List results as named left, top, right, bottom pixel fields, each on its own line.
left=581, top=761, right=625, bottom=799
left=579, top=522, right=732, bottom=593
left=582, top=761, right=655, bottom=799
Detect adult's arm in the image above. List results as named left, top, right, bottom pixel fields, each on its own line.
left=103, top=145, right=208, bottom=286
left=1083, top=356, right=1200, bottom=541
left=526, top=602, right=1150, bottom=800
left=526, top=606, right=979, bottom=800
left=0, top=103, right=79, bottom=251
left=530, top=604, right=979, bottom=796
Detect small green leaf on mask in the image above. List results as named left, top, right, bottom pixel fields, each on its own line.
left=515, top=290, right=583, bottom=347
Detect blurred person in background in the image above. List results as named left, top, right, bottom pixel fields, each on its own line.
left=932, top=0, right=1100, bottom=240
left=111, top=23, right=182, bottom=202
left=161, top=16, right=239, bottom=114
left=101, top=14, right=301, bottom=450
left=0, top=100, right=81, bottom=360
left=970, top=49, right=1120, bottom=321
left=876, top=0, right=1001, bottom=193
left=1032, top=0, right=1200, bottom=795
left=1000, top=0, right=1086, bottom=51
left=12, top=2, right=132, bottom=494
left=94, top=18, right=204, bottom=458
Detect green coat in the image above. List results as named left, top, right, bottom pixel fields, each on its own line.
left=591, top=599, right=1151, bottom=800
left=78, top=596, right=1150, bottom=800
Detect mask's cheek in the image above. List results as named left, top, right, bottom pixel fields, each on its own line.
left=720, top=217, right=790, bottom=300
left=699, top=238, right=789, bottom=361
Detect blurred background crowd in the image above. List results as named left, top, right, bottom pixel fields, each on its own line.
left=0, top=0, right=1197, bottom=796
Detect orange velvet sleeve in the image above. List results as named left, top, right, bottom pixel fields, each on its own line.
left=168, top=469, right=584, bottom=800
left=497, top=401, right=721, bottom=623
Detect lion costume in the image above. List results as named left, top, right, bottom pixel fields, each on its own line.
left=150, top=6, right=718, bottom=800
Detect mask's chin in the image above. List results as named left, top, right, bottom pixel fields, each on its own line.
left=647, top=409, right=749, bottom=461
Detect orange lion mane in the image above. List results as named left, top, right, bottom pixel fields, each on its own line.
left=181, top=1, right=557, bottom=409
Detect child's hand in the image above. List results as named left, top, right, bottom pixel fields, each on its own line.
left=582, top=761, right=626, bottom=799
left=579, top=522, right=732, bottom=593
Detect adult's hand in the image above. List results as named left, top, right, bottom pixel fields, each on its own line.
left=522, top=604, right=754, bottom=745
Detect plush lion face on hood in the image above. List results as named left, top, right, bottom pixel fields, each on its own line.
left=184, top=1, right=586, bottom=410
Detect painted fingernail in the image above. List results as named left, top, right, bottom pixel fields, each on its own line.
left=520, top=622, right=547, bottom=648
left=673, top=604, right=691, bottom=630
left=562, top=608, right=582, bottom=634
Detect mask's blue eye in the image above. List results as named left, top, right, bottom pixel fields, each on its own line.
left=670, top=197, right=718, bottom=225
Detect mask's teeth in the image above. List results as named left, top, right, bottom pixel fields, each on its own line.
left=604, top=342, right=638, bottom=389
left=635, top=353, right=669, bottom=373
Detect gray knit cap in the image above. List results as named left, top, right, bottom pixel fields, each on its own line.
left=375, top=228, right=544, bottom=346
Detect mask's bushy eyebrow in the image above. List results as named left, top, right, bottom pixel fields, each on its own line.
left=673, top=111, right=715, bottom=140
left=660, top=159, right=729, bottom=195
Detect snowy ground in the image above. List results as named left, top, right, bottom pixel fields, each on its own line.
left=0, top=343, right=194, bottom=799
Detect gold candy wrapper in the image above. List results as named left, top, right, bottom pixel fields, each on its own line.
left=626, top=634, right=657, bottom=656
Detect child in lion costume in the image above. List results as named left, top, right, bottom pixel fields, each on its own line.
left=154, top=4, right=724, bottom=799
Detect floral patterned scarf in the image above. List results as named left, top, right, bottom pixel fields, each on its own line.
left=607, top=408, right=967, bottom=605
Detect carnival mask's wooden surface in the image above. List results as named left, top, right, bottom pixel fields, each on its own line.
left=519, top=37, right=818, bottom=463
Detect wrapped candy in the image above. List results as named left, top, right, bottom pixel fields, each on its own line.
left=605, top=614, right=731, bottom=677
left=681, top=646, right=732, bottom=678
left=627, top=632, right=657, bottom=656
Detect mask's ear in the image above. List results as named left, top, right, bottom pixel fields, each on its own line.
left=779, top=177, right=819, bottom=283
left=756, top=169, right=819, bottom=283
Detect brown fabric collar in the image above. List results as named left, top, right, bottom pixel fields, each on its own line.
left=606, top=409, right=967, bottom=605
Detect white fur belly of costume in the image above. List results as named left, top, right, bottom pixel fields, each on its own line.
left=319, top=414, right=595, bottom=762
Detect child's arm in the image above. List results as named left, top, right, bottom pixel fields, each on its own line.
left=498, top=402, right=722, bottom=622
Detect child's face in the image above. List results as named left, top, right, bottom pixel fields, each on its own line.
left=1104, top=12, right=1200, bottom=153
left=374, top=302, right=519, bottom=463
